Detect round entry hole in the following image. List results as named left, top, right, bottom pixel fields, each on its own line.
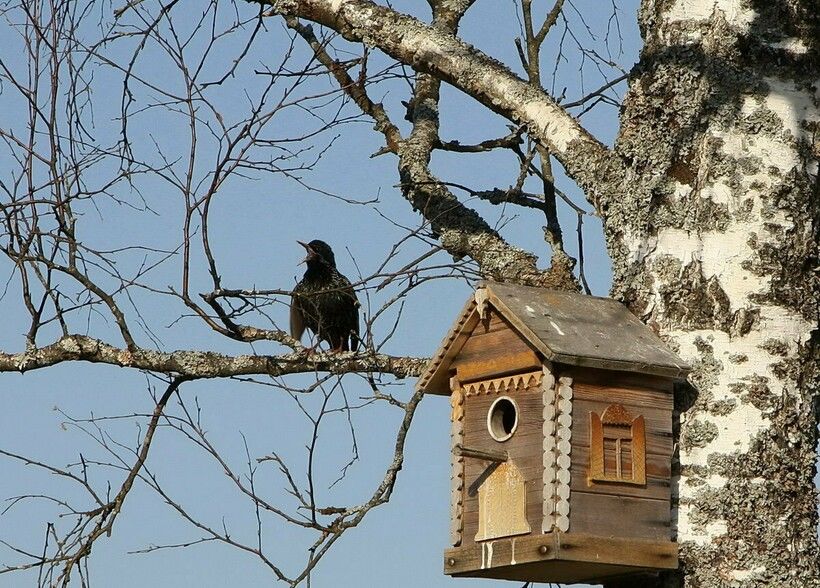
left=487, top=396, right=519, bottom=442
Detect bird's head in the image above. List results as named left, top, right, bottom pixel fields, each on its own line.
left=298, top=239, right=337, bottom=269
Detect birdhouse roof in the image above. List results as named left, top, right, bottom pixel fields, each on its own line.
left=418, top=282, right=690, bottom=395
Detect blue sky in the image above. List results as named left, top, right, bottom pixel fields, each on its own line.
left=0, top=0, right=643, bottom=585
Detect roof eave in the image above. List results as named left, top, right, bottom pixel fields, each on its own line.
left=418, top=284, right=692, bottom=396
left=416, top=297, right=480, bottom=395
left=550, top=352, right=691, bottom=380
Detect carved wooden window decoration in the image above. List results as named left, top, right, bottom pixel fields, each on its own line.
left=588, top=404, right=646, bottom=486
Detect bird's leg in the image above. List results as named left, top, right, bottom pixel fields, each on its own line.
left=297, top=341, right=321, bottom=356
left=329, top=335, right=350, bottom=354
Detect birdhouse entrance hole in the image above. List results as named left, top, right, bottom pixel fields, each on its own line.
left=487, top=396, right=518, bottom=442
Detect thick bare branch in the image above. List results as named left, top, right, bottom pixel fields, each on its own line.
left=1, top=335, right=427, bottom=379
left=261, top=0, right=626, bottom=212
left=285, top=1, right=575, bottom=287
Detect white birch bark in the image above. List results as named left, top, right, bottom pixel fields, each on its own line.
left=263, top=0, right=627, bottom=211
left=611, top=1, right=819, bottom=585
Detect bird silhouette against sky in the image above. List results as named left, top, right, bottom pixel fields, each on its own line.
left=290, top=240, right=360, bottom=352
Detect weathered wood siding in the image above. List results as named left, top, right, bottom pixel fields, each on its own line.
left=565, top=367, right=674, bottom=540
left=460, top=380, right=544, bottom=546
left=452, top=309, right=541, bottom=382
left=452, top=310, right=545, bottom=547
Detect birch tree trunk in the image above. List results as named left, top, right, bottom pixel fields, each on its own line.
left=610, top=1, right=819, bottom=585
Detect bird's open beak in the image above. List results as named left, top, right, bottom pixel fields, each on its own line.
left=297, top=240, right=314, bottom=264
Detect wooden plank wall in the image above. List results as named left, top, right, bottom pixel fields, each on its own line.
left=566, top=367, right=674, bottom=541
left=460, top=381, right=544, bottom=546
left=452, top=309, right=541, bottom=382
left=452, top=309, right=547, bottom=546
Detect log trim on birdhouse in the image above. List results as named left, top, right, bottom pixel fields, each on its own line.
left=418, top=282, right=690, bottom=585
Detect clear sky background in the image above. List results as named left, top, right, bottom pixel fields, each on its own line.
left=0, top=1, right=647, bottom=586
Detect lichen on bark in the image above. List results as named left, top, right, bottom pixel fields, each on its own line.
left=609, top=1, right=819, bottom=585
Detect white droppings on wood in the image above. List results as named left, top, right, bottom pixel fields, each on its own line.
left=480, top=541, right=494, bottom=569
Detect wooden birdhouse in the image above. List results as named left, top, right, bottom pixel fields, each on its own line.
left=417, top=282, right=690, bottom=585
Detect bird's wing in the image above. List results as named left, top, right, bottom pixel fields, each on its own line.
left=289, top=296, right=305, bottom=341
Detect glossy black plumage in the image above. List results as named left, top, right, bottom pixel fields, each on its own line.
left=290, top=240, right=359, bottom=352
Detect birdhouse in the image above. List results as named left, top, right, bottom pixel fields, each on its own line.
left=417, top=282, right=690, bottom=585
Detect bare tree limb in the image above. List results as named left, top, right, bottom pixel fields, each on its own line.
left=286, top=5, right=573, bottom=287
left=55, top=376, right=191, bottom=584
left=1, top=335, right=428, bottom=379
left=260, top=0, right=627, bottom=213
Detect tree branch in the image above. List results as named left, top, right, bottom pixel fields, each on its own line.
left=1, top=335, right=428, bottom=379
left=57, top=376, right=190, bottom=583
left=285, top=4, right=572, bottom=287
left=260, top=0, right=626, bottom=212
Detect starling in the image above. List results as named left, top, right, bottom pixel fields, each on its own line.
left=290, top=240, right=360, bottom=352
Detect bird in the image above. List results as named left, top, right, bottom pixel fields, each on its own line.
left=290, top=240, right=360, bottom=352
